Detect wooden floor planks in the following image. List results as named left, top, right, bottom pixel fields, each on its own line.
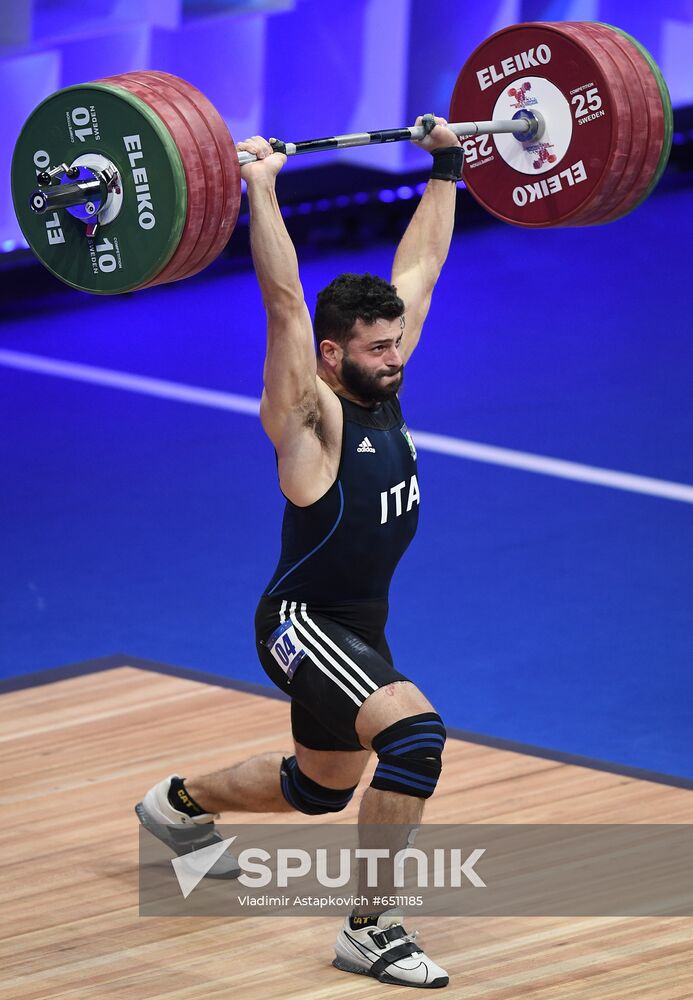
left=2, top=665, right=691, bottom=999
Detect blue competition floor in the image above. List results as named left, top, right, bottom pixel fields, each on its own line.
left=1, top=184, right=692, bottom=780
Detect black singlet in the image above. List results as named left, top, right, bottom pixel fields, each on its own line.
left=262, top=393, right=419, bottom=607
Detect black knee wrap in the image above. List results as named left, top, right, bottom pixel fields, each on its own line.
left=279, top=755, right=357, bottom=815
left=370, top=712, right=446, bottom=799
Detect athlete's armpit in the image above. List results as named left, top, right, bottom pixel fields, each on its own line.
left=297, top=390, right=327, bottom=446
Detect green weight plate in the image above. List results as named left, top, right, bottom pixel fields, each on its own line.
left=597, top=24, right=673, bottom=215
left=11, top=83, right=187, bottom=294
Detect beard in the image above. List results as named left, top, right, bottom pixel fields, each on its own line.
left=340, top=354, right=404, bottom=404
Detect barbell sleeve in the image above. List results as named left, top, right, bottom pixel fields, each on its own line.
left=29, top=178, right=103, bottom=215
left=235, top=116, right=533, bottom=166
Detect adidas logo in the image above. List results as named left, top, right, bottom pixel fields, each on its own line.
left=357, top=436, right=376, bottom=454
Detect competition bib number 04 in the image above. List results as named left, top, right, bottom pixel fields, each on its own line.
left=266, top=619, right=308, bottom=681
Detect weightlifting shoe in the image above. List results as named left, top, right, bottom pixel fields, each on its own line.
left=135, top=774, right=240, bottom=878
left=333, top=908, right=449, bottom=988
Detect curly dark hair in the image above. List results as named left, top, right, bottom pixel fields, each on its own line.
left=313, top=273, right=404, bottom=346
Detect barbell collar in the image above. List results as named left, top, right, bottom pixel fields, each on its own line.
left=236, top=116, right=534, bottom=166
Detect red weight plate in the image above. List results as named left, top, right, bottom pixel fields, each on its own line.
left=100, top=72, right=208, bottom=286
left=122, top=72, right=224, bottom=284
left=565, top=23, right=648, bottom=225
left=583, top=24, right=665, bottom=224
left=551, top=22, right=637, bottom=226
left=449, top=22, right=627, bottom=227
left=142, top=72, right=240, bottom=280
left=603, top=25, right=672, bottom=215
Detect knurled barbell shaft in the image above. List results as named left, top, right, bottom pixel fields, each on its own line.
left=236, top=117, right=533, bottom=165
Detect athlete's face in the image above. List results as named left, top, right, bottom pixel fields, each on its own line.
left=339, top=317, right=405, bottom=404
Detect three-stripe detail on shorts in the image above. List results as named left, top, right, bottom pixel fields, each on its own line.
left=279, top=600, right=378, bottom=707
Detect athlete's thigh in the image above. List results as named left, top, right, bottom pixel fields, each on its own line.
left=259, top=601, right=411, bottom=751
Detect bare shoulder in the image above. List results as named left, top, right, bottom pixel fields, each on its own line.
left=260, top=377, right=343, bottom=507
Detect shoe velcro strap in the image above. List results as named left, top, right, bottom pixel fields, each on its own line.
left=370, top=925, right=407, bottom=949
left=370, top=941, right=422, bottom=976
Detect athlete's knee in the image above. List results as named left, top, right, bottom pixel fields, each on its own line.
left=279, top=755, right=357, bottom=815
left=370, top=712, right=446, bottom=799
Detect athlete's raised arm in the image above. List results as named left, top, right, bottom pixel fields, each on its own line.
left=238, top=138, right=316, bottom=443
left=390, top=116, right=463, bottom=363
left=239, top=137, right=341, bottom=505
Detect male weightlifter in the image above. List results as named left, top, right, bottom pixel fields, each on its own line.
left=136, top=115, right=463, bottom=989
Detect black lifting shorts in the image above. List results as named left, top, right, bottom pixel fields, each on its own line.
left=254, top=596, right=411, bottom=752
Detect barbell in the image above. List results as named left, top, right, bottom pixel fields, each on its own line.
left=11, top=20, right=672, bottom=295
